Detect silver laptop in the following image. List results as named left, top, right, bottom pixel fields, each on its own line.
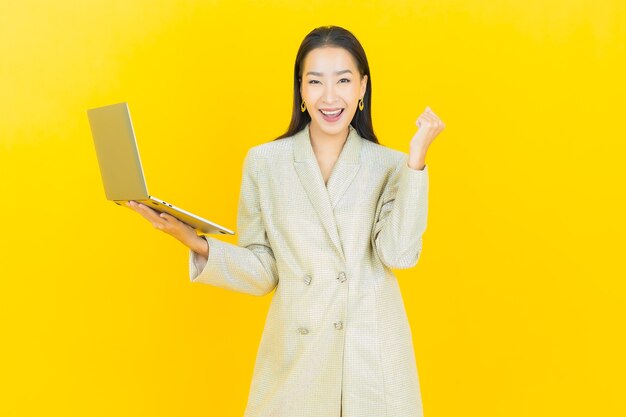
left=86, top=102, right=235, bottom=235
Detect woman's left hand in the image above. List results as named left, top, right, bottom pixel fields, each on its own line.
left=410, top=106, right=445, bottom=155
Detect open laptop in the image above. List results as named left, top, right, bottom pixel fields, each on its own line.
left=86, top=102, right=235, bottom=235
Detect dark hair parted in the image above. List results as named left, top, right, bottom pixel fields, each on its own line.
left=273, top=25, right=379, bottom=144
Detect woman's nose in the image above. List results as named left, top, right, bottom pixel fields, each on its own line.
left=323, top=84, right=339, bottom=102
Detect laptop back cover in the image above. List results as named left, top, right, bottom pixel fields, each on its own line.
left=87, top=102, right=150, bottom=201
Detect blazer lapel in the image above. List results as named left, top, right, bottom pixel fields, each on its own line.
left=293, top=122, right=362, bottom=260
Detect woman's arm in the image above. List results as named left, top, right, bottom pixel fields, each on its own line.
left=371, top=155, right=429, bottom=270
left=371, top=105, right=444, bottom=269
left=188, top=149, right=279, bottom=296
left=124, top=149, right=277, bottom=296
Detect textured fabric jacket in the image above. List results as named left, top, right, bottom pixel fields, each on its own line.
left=189, top=121, right=429, bottom=417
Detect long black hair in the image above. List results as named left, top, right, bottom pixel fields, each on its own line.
left=273, top=25, right=379, bottom=144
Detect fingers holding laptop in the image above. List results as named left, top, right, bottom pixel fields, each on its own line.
left=124, top=200, right=210, bottom=258
left=125, top=200, right=197, bottom=244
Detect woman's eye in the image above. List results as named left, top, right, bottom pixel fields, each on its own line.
left=308, top=79, right=350, bottom=84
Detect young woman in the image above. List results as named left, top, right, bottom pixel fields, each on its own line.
left=127, top=25, right=444, bottom=417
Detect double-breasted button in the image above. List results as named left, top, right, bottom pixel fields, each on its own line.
left=303, top=274, right=312, bottom=285
left=297, top=327, right=309, bottom=335
left=334, top=321, right=343, bottom=330
left=337, top=271, right=347, bottom=283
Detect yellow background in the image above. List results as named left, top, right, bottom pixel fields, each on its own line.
left=1, top=0, right=624, bottom=416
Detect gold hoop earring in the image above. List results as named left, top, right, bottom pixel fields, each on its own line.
left=358, top=98, right=364, bottom=111
left=301, top=101, right=307, bottom=112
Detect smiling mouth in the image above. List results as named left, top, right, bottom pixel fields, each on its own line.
left=319, top=108, right=344, bottom=116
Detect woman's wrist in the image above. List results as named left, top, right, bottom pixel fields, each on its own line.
left=193, top=235, right=209, bottom=258
left=408, top=146, right=427, bottom=170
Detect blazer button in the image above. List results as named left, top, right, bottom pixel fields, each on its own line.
left=298, top=327, right=309, bottom=335
left=303, top=274, right=312, bottom=285
left=334, top=321, right=343, bottom=330
left=337, top=271, right=347, bottom=283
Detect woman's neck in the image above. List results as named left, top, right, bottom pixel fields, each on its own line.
left=308, top=123, right=349, bottom=156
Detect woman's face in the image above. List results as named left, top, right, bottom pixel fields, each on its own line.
left=299, top=46, right=368, bottom=138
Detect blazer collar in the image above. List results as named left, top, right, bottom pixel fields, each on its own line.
left=293, top=122, right=363, bottom=261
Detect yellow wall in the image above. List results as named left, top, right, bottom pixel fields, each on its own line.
left=1, top=1, right=624, bottom=416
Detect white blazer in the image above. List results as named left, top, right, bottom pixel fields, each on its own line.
left=189, top=121, right=429, bottom=417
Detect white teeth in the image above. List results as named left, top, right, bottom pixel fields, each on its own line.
left=321, top=109, right=342, bottom=116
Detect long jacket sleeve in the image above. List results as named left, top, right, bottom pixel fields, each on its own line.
left=371, top=158, right=429, bottom=270
left=189, top=149, right=279, bottom=296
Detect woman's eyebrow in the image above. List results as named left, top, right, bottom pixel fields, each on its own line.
left=305, top=69, right=353, bottom=76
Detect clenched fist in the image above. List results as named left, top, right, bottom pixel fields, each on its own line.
left=406, top=106, right=445, bottom=170
left=410, top=106, right=445, bottom=153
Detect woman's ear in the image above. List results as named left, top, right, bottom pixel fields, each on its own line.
left=361, top=74, right=368, bottom=97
